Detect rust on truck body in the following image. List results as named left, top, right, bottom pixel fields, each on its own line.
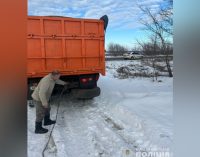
left=27, top=16, right=105, bottom=78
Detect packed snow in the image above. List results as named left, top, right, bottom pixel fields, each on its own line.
left=28, top=60, right=173, bottom=157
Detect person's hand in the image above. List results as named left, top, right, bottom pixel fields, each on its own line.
left=43, top=103, right=49, bottom=109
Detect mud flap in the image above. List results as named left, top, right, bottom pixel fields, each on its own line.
left=71, top=87, right=101, bottom=99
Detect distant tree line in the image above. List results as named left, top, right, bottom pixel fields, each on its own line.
left=136, top=40, right=173, bottom=56
left=107, top=41, right=173, bottom=56
left=107, top=43, right=128, bottom=56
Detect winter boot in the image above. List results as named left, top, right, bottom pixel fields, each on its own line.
left=35, top=122, right=48, bottom=134
left=44, top=114, right=56, bottom=126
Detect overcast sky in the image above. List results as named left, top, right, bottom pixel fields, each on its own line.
left=28, top=0, right=165, bottom=49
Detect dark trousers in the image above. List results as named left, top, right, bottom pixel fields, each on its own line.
left=34, top=100, right=51, bottom=122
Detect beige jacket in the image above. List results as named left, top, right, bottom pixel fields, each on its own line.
left=32, top=74, right=66, bottom=107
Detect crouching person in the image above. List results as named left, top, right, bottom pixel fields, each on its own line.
left=32, top=70, right=67, bottom=134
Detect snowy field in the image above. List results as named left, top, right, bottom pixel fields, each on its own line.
left=28, top=60, right=173, bottom=157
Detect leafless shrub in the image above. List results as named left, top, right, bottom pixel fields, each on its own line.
left=116, top=66, right=153, bottom=79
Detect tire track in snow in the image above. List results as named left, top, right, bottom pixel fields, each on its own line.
left=87, top=105, right=140, bottom=150
left=85, top=107, right=136, bottom=157
left=50, top=98, right=100, bottom=157
left=49, top=97, right=137, bottom=157
left=86, top=97, right=150, bottom=153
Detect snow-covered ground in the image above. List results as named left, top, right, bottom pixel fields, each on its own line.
left=28, top=60, right=173, bottom=157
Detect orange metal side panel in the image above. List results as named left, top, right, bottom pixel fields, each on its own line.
left=27, top=16, right=105, bottom=78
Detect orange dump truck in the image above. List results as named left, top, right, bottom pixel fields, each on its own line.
left=27, top=15, right=108, bottom=99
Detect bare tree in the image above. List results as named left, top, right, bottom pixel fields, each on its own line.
left=107, top=43, right=128, bottom=56
left=159, top=0, right=173, bottom=35
left=138, top=1, right=173, bottom=77
left=136, top=35, right=159, bottom=81
left=151, top=34, right=159, bottom=81
left=136, top=36, right=162, bottom=56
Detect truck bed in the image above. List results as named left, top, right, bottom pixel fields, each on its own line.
left=27, top=16, right=105, bottom=78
